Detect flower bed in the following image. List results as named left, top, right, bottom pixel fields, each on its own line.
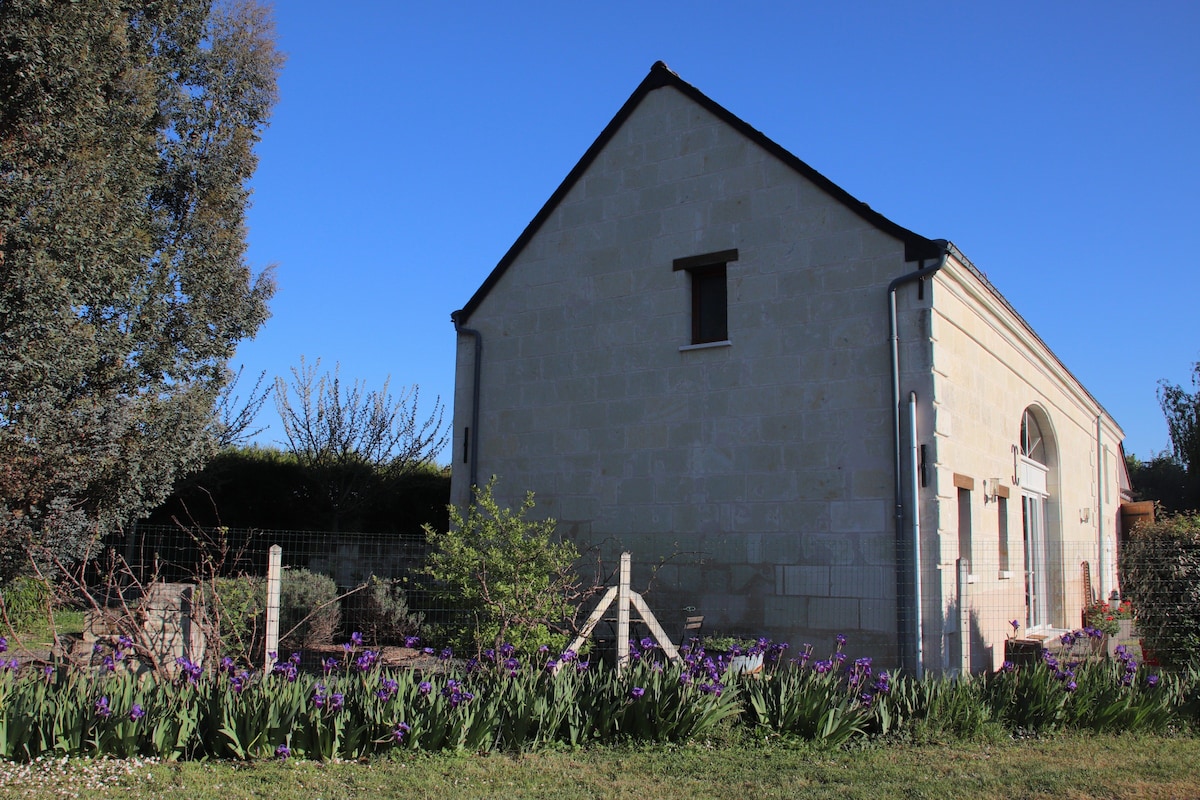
left=0, top=630, right=1193, bottom=762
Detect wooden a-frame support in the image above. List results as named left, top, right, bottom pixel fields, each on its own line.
left=566, top=552, right=681, bottom=670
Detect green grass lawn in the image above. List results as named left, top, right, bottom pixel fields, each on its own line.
left=4, top=609, right=84, bottom=653
left=1, top=732, right=1197, bottom=800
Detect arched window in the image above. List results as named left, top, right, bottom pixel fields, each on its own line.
left=1020, top=408, right=1047, bottom=465
left=1018, top=406, right=1056, bottom=631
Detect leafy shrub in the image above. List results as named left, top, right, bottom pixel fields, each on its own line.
left=279, top=568, right=340, bottom=650
left=423, top=479, right=579, bottom=655
left=353, top=575, right=424, bottom=645
left=1120, top=512, right=1200, bottom=669
left=203, top=569, right=340, bottom=661
left=702, top=635, right=757, bottom=652
left=205, top=575, right=267, bottom=664
left=0, top=575, right=51, bottom=634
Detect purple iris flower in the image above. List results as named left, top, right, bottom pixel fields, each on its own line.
left=377, top=678, right=399, bottom=701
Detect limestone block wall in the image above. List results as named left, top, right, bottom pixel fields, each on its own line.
left=451, top=85, right=925, bottom=658
left=143, top=582, right=205, bottom=670
left=923, top=255, right=1124, bottom=671
left=83, top=582, right=205, bottom=674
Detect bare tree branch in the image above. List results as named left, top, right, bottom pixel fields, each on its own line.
left=213, top=365, right=271, bottom=447
left=273, top=357, right=449, bottom=529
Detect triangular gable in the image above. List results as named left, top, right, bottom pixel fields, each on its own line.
left=453, top=61, right=941, bottom=324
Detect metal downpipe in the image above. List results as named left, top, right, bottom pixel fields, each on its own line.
left=908, top=391, right=924, bottom=678
left=888, top=240, right=949, bottom=676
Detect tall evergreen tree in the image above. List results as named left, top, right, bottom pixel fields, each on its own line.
left=0, top=0, right=282, bottom=576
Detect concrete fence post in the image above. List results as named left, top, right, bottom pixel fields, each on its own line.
left=264, top=544, right=282, bottom=673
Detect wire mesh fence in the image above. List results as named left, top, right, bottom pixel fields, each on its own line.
left=99, top=523, right=459, bottom=643
left=49, top=523, right=1197, bottom=674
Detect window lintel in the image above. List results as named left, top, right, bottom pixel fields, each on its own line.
left=672, top=248, right=739, bottom=272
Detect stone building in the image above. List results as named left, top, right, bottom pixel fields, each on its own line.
left=448, top=62, right=1129, bottom=673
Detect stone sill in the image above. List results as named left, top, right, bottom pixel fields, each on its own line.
left=679, top=340, right=732, bottom=352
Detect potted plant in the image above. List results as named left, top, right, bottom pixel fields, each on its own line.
left=702, top=636, right=765, bottom=675
left=1083, top=599, right=1135, bottom=656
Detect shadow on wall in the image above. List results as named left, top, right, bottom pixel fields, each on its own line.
left=940, top=601, right=996, bottom=675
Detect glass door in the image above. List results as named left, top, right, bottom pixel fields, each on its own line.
left=1023, top=492, right=1049, bottom=631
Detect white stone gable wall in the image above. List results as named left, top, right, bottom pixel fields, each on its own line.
left=451, top=86, right=920, bottom=658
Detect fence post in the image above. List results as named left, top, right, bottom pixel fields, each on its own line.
left=957, top=557, right=971, bottom=675
left=616, top=552, right=631, bottom=669
left=264, top=544, right=282, bottom=674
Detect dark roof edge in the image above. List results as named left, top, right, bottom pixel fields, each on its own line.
left=454, top=61, right=940, bottom=324
left=661, top=68, right=941, bottom=263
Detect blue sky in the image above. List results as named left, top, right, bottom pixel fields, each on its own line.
left=234, top=1, right=1200, bottom=461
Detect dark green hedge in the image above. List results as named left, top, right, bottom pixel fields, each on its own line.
left=142, top=447, right=450, bottom=535
left=1121, top=512, right=1200, bottom=669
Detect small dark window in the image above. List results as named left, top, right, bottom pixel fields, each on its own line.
left=673, top=248, right=737, bottom=345
left=691, top=265, right=727, bottom=344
